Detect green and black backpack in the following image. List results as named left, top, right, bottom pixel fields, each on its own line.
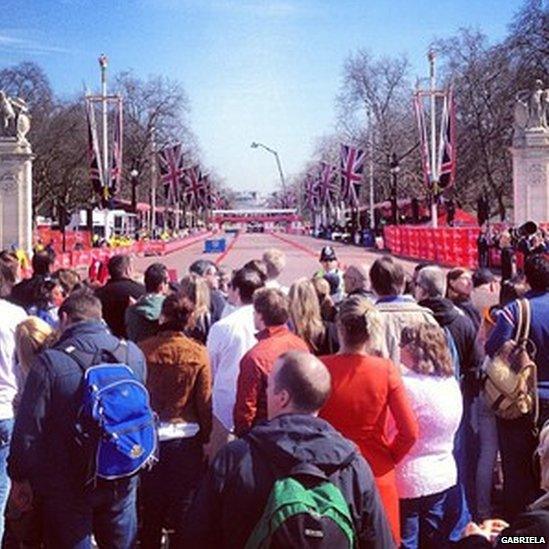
left=245, top=462, right=356, bottom=548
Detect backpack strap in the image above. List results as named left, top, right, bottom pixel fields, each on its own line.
left=63, top=340, right=129, bottom=373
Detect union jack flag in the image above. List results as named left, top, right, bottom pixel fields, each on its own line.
left=110, top=104, right=123, bottom=197
left=319, top=162, right=338, bottom=207
left=86, top=102, right=105, bottom=201
left=304, top=173, right=320, bottom=211
left=158, top=143, right=184, bottom=204
left=340, top=144, right=365, bottom=207
left=183, top=165, right=207, bottom=210
left=413, top=92, right=431, bottom=189
left=437, top=88, right=456, bottom=190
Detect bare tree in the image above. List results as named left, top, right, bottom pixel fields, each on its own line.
left=435, top=29, right=515, bottom=219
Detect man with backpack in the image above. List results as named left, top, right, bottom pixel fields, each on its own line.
left=485, top=255, right=549, bottom=520
left=186, top=350, right=394, bottom=548
left=8, top=290, right=150, bottom=548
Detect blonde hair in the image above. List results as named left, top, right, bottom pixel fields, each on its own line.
left=179, top=274, right=211, bottom=329
left=263, top=249, right=286, bottom=279
left=337, top=296, right=384, bottom=354
left=15, top=317, right=56, bottom=378
left=400, top=324, right=453, bottom=377
left=288, top=279, right=326, bottom=353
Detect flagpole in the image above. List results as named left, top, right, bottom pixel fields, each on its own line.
left=99, top=54, right=109, bottom=206
left=150, top=124, right=157, bottom=238
left=368, top=107, right=375, bottom=230
left=429, top=49, right=438, bottom=228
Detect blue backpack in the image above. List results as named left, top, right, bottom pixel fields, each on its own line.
left=64, top=341, right=157, bottom=484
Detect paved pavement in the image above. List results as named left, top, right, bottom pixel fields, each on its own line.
left=133, top=232, right=422, bottom=284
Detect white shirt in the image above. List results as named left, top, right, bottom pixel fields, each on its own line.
left=0, top=300, right=27, bottom=419
left=265, top=279, right=288, bottom=294
left=207, top=305, right=257, bottom=431
left=394, top=368, right=463, bottom=499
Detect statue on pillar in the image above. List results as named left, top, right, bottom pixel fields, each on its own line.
left=0, top=90, right=31, bottom=143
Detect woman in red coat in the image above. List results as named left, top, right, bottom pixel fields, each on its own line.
left=319, top=295, right=418, bottom=545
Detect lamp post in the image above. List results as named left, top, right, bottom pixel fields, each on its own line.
left=130, top=168, right=139, bottom=213
left=389, top=153, right=400, bottom=225
left=250, top=141, right=287, bottom=198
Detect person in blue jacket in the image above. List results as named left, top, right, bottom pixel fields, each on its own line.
left=486, top=254, right=549, bottom=522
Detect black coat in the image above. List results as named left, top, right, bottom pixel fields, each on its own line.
left=420, top=297, right=484, bottom=396
left=95, top=277, right=145, bottom=338
left=185, top=414, right=395, bottom=549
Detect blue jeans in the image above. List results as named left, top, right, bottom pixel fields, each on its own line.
left=139, top=435, right=205, bottom=548
left=473, top=395, right=499, bottom=521
left=42, top=477, right=137, bottom=548
left=400, top=488, right=450, bottom=549
left=0, top=418, right=14, bottom=540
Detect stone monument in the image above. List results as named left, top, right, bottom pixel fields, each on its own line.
left=511, top=79, right=549, bottom=225
left=0, top=90, right=33, bottom=253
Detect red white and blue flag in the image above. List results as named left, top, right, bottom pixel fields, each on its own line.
left=340, top=144, right=365, bottom=207
left=158, top=143, right=184, bottom=204
left=437, top=88, right=456, bottom=190
left=86, top=102, right=105, bottom=200
left=304, top=173, right=320, bottom=211
left=319, top=162, right=338, bottom=207
left=413, top=92, right=431, bottom=189
left=110, top=104, right=123, bottom=197
left=183, top=165, right=207, bottom=209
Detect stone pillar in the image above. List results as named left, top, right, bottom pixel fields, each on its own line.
left=0, top=137, right=33, bottom=254
left=511, top=129, right=549, bottom=226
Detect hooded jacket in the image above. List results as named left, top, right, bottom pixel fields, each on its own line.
left=125, top=293, right=165, bottom=343
left=419, top=297, right=484, bottom=394
left=8, top=320, right=146, bottom=495
left=185, top=414, right=395, bottom=549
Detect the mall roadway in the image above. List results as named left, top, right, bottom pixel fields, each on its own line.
left=133, top=232, right=421, bottom=286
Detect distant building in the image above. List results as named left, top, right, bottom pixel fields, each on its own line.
left=233, top=191, right=267, bottom=209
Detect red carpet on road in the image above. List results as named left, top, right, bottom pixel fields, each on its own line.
left=133, top=232, right=420, bottom=284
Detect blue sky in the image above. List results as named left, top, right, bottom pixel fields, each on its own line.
left=1, top=0, right=523, bottom=193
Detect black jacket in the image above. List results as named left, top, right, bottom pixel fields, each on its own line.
left=185, top=414, right=394, bottom=549
left=456, top=509, right=549, bottom=548
left=8, top=320, right=146, bottom=495
left=95, top=277, right=145, bottom=337
left=419, top=297, right=484, bottom=394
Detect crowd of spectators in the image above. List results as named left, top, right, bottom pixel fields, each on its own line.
left=0, top=241, right=547, bottom=548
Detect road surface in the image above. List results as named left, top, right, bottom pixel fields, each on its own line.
left=133, top=232, right=420, bottom=284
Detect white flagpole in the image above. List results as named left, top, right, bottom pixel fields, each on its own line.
left=99, top=54, right=109, bottom=206
left=429, top=50, right=438, bottom=228
left=368, top=107, right=375, bottom=230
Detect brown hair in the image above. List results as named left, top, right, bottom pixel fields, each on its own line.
left=369, top=256, right=405, bottom=296
left=337, top=295, right=384, bottom=352
left=53, top=269, right=82, bottom=294
left=179, top=273, right=210, bottom=329
left=400, top=324, right=453, bottom=377
left=311, top=277, right=336, bottom=322
left=253, top=288, right=289, bottom=327
left=160, top=292, right=195, bottom=330
left=288, top=278, right=326, bottom=352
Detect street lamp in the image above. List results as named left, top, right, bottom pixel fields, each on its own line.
left=130, top=168, right=139, bottom=213
left=250, top=141, right=287, bottom=197
left=389, top=153, right=400, bottom=225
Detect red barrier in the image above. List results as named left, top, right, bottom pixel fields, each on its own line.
left=384, top=225, right=481, bottom=268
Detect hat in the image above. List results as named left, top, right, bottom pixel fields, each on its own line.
left=320, top=246, right=337, bottom=262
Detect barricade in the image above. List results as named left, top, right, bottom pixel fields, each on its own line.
left=384, top=225, right=481, bottom=268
